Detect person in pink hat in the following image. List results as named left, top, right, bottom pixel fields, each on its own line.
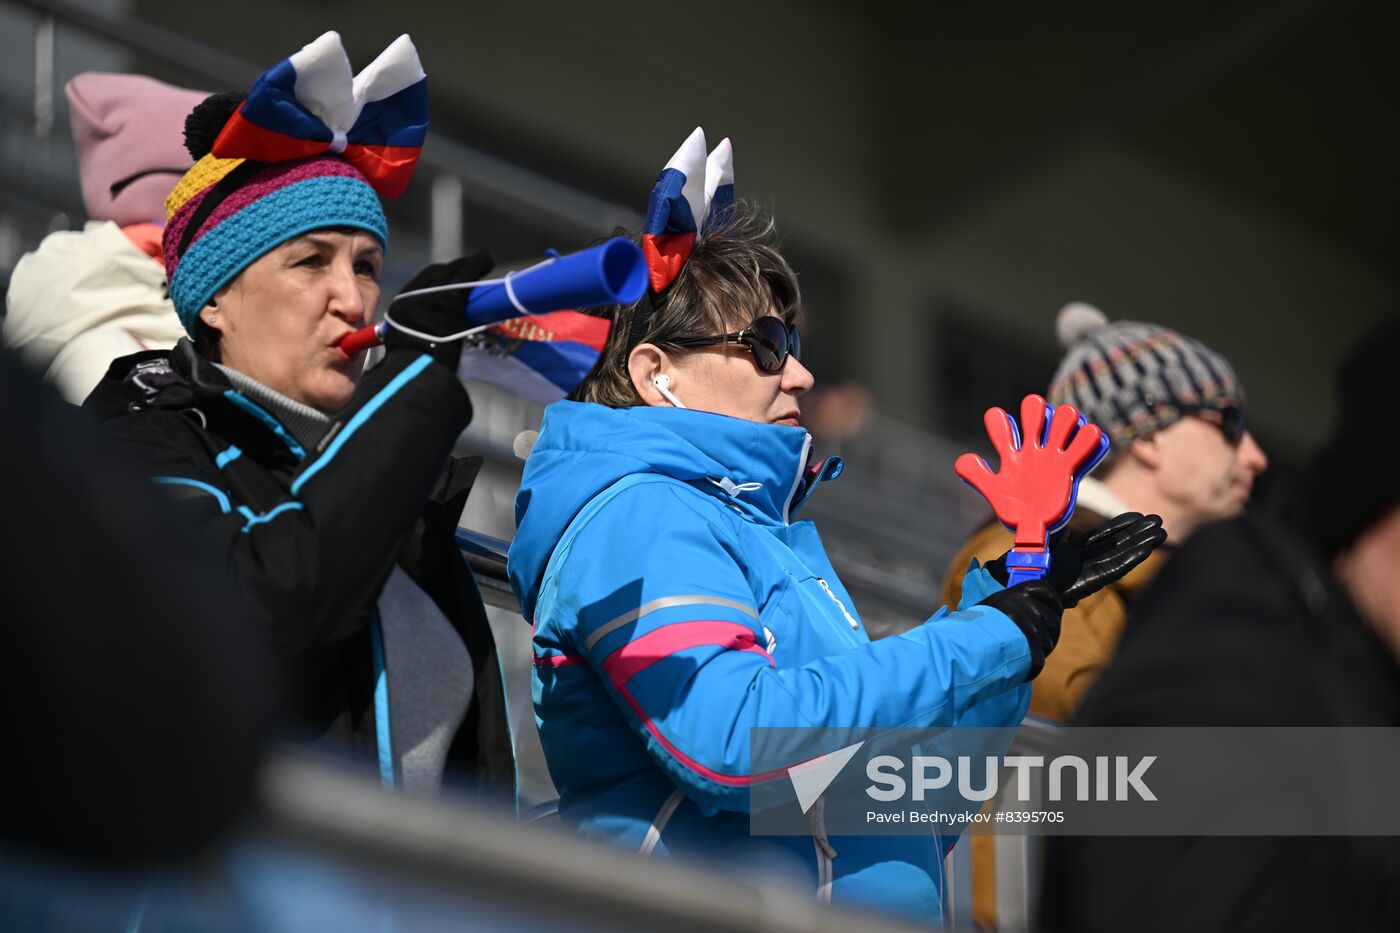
left=3, top=73, right=204, bottom=402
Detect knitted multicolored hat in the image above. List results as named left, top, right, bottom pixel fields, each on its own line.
left=162, top=32, right=427, bottom=335
left=1047, top=302, right=1244, bottom=447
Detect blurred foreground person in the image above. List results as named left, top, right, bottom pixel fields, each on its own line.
left=84, top=34, right=512, bottom=797
left=509, top=130, right=1162, bottom=923
left=4, top=73, right=204, bottom=403
left=943, top=303, right=1268, bottom=722
left=0, top=346, right=271, bottom=932
left=1041, top=320, right=1400, bottom=932
left=0, top=347, right=270, bottom=869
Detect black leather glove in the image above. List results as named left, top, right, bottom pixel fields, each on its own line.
left=979, top=581, right=1063, bottom=681
left=1045, top=512, right=1166, bottom=607
left=986, top=512, right=1166, bottom=608
left=383, top=252, right=495, bottom=369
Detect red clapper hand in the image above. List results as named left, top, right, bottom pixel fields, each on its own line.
left=955, top=394, right=1112, bottom=585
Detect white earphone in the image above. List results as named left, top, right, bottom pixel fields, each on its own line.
left=652, top=374, right=687, bottom=409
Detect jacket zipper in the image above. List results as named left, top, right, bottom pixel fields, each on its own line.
left=817, top=578, right=860, bottom=631
left=781, top=433, right=814, bottom=524
left=810, top=797, right=836, bottom=903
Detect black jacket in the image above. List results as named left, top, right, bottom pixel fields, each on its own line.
left=1041, top=513, right=1400, bottom=932
left=2, top=348, right=272, bottom=864
left=84, top=340, right=514, bottom=797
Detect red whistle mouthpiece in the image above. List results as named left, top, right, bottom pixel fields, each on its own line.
left=339, top=322, right=385, bottom=356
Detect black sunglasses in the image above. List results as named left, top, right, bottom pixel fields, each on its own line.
left=672, top=317, right=801, bottom=374
left=1182, top=404, right=1247, bottom=446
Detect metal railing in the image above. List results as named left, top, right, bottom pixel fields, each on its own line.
left=455, top=526, right=517, bottom=612
left=253, top=753, right=936, bottom=933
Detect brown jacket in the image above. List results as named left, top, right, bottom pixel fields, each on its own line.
left=939, top=492, right=1167, bottom=930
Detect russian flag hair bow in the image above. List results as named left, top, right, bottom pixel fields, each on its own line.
left=642, top=127, right=734, bottom=293
left=211, top=31, right=427, bottom=197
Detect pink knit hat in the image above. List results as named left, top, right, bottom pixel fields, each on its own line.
left=66, top=72, right=208, bottom=226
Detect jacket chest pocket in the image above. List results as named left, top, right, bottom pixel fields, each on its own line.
left=773, top=569, right=865, bottom=654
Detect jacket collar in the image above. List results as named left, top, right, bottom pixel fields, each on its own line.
left=511, top=401, right=842, bottom=622
left=85, top=341, right=307, bottom=471
left=168, top=341, right=309, bottom=462
left=620, top=405, right=840, bottom=525
left=1075, top=476, right=1132, bottom=520
left=214, top=362, right=329, bottom=453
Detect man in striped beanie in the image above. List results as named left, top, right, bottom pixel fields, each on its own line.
left=939, top=303, right=1268, bottom=928
left=946, top=302, right=1269, bottom=718
left=1046, top=302, right=1268, bottom=542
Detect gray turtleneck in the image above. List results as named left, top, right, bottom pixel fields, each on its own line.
left=216, top=364, right=474, bottom=794
left=215, top=364, right=332, bottom=452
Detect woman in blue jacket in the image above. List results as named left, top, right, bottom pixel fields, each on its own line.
left=509, top=131, right=1162, bottom=922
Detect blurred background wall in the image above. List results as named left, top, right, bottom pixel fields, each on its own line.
left=3, top=0, right=1395, bottom=457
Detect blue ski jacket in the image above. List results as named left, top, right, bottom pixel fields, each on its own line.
left=509, top=401, right=1031, bottom=921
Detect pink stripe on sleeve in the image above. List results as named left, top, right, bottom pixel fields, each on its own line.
left=599, top=621, right=785, bottom=787
left=533, top=651, right=584, bottom=669
left=601, top=621, right=774, bottom=685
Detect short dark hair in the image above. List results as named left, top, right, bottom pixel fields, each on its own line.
left=576, top=200, right=800, bottom=407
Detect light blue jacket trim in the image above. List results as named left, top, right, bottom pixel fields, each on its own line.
left=215, top=445, right=243, bottom=469
left=151, top=476, right=231, bottom=514
left=291, top=354, right=433, bottom=496
left=223, top=391, right=306, bottom=460
left=370, top=610, right=395, bottom=789
left=237, top=501, right=306, bottom=533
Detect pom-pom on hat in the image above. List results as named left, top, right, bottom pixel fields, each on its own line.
left=161, top=31, right=428, bottom=335
left=1047, top=302, right=1244, bottom=448
left=66, top=73, right=208, bottom=226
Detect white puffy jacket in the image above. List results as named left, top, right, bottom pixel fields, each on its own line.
left=4, top=220, right=184, bottom=403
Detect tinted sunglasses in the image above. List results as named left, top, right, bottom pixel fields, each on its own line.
left=1181, top=404, right=1247, bottom=446
left=672, top=317, right=801, bottom=374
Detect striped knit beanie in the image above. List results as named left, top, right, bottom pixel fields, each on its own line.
left=1047, top=302, right=1243, bottom=448
left=161, top=93, right=387, bottom=336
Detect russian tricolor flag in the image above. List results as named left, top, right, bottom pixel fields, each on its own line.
left=212, top=32, right=427, bottom=197
left=642, top=128, right=735, bottom=293
left=458, top=310, right=612, bottom=405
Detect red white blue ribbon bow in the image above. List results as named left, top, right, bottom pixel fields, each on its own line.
left=642, top=127, right=735, bottom=292
left=212, top=31, right=427, bottom=197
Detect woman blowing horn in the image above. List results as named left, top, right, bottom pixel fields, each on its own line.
left=85, top=33, right=513, bottom=797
